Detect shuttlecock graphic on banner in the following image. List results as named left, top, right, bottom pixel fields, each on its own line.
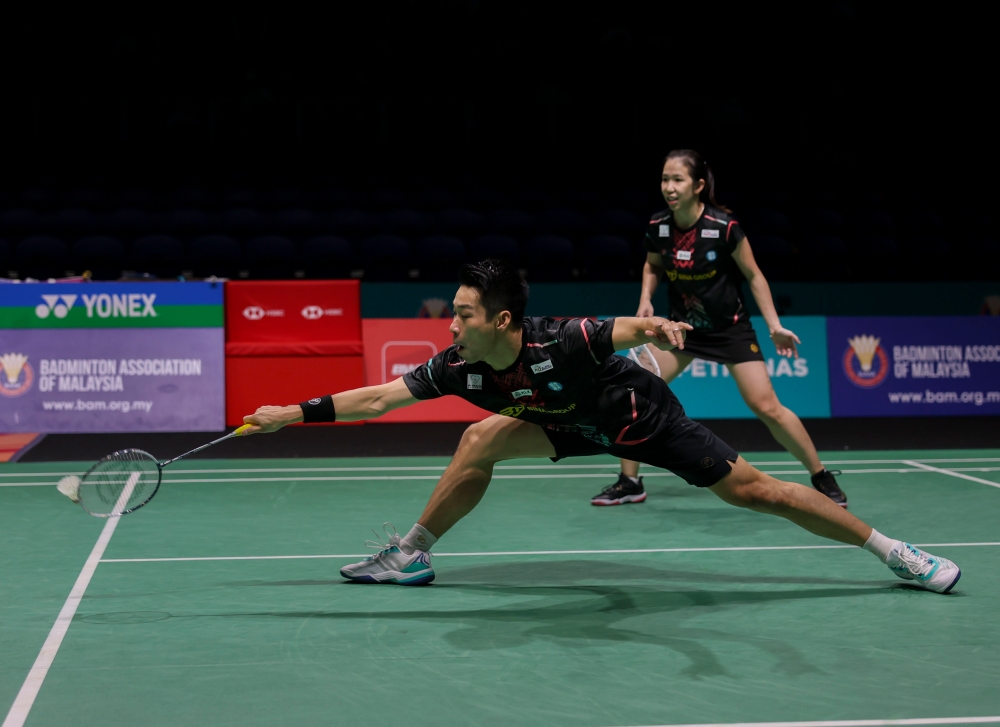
left=847, top=335, right=881, bottom=372
left=418, top=298, right=452, bottom=319
left=0, top=353, right=34, bottom=397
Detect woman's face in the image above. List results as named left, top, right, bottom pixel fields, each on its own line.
left=661, top=158, right=705, bottom=210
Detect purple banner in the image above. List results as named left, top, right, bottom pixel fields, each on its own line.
left=827, top=317, right=1000, bottom=417
left=0, top=329, right=224, bottom=432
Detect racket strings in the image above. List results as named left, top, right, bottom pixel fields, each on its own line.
left=80, top=450, right=160, bottom=516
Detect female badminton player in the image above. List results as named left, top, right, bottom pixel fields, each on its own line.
left=592, top=150, right=848, bottom=508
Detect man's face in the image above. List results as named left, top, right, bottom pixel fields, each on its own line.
left=449, top=285, right=498, bottom=363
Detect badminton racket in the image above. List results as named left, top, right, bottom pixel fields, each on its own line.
left=56, top=424, right=252, bottom=517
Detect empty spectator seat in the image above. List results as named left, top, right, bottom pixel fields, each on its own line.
left=219, top=208, right=266, bottom=237
left=167, top=208, right=213, bottom=237
left=73, top=236, right=126, bottom=281
left=15, top=236, right=70, bottom=279
left=523, top=235, right=575, bottom=280
left=358, top=234, right=412, bottom=280
left=437, top=208, right=485, bottom=237
left=106, top=208, right=157, bottom=237
left=190, top=234, right=244, bottom=279
left=245, top=235, right=299, bottom=279
left=52, top=208, right=100, bottom=236
left=580, top=235, right=634, bottom=280
left=273, top=208, right=320, bottom=237
left=131, top=234, right=185, bottom=278
left=594, top=208, right=645, bottom=237
left=327, top=209, right=375, bottom=239
left=469, top=234, right=519, bottom=264
left=0, top=209, right=43, bottom=237
left=379, top=209, right=432, bottom=237
left=414, top=235, right=466, bottom=281
left=538, top=208, right=590, bottom=238
left=488, top=209, right=538, bottom=237
left=301, top=236, right=353, bottom=279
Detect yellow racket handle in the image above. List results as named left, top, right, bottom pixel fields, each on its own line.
left=233, top=424, right=253, bottom=436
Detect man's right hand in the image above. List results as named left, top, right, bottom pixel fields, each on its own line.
left=242, top=404, right=304, bottom=434
left=636, top=301, right=655, bottom=318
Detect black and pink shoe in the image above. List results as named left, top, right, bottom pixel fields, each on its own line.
left=591, top=474, right=647, bottom=506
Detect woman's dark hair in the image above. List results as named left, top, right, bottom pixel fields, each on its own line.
left=459, top=259, right=529, bottom=324
left=664, top=149, right=731, bottom=213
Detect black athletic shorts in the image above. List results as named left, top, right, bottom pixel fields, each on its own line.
left=542, top=416, right=739, bottom=488
left=679, top=318, right=765, bottom=364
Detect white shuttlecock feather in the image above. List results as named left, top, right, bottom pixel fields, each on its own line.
left=57, top=475, right=81, bottom=502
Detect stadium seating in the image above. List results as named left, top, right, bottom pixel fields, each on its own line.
left=358, top=234, right=412, bottom=280
left=301, top=236, right=353, bottom=279
left=190, top=234, right=244, bottom=279
left=468, top=234, right=519, bottom=265
left=580, top=235, right=635, bottom=280
left=131, top=234, right=185, bottom=279
left=413, top=235, right=466, bottom=281
left=15, top=236, right=70, bottom=279
left=245, top=235, right=299, bottom=279
left=73, top=236, right=126, bottom=281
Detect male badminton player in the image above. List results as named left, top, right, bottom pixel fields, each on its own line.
left=594, top=149, right=847, bottom=508
left=242, top=259, right=960, bottom=593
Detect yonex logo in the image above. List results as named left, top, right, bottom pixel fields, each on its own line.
left=243, top=306, right=265, bottom=320
left=35, top=294, right=78, bottom=319
left=308, top=398, right=322, bottom=405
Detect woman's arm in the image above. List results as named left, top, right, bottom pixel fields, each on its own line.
left=732, top=237, right=800, bottom=357
left=242, top=378, right=419, bottom=433
left=637, top=252, right=665, bottom=317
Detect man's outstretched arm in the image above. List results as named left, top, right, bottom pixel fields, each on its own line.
left=242, top=377, right=418, bottom=434
left=611, top=316, right=693, bottom=352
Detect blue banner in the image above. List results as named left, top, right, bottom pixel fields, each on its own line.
left=827, top=316, right=1000, bottom=417
left=660, top=316, right=831, bottom=419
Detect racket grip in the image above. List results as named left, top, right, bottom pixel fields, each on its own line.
left=233, top=424, right=253, bottom=436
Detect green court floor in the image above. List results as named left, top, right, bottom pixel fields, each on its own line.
left=2, top=450, right=999, bottom=727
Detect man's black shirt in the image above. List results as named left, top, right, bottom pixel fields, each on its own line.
left=643, top=204, right=749, bottom=330
left=403, top=317, right=685, bottom=447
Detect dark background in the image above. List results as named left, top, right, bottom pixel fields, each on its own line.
left=0, top=3, right=994, bottom=282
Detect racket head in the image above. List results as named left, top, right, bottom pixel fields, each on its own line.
left=78, top=449, right=162, bottom=517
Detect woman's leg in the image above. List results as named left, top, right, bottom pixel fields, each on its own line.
left=727, top=360, right=824, bottom=475
left=620, top=348, right=695, bottom=478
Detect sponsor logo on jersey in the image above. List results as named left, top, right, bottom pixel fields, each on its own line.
left=658, top=224, right=670, bottom=237
left=702, top=229, right=720, bottom=238
left=0, top=353, right=34, bottom=397
left=547, top=381, right=563, bottom=391
left=701, top=457, right=715, bottom=468
left=511, top=388, right=532, bottom=399
left=675, top=250, right=692, bottom=261
left=843, top=335, right=889, bottom=388
left=467, top=374, right=482, bottom=390
left=499, top=405, right=525, bottom=418
left=530, top=360, right=554, bottom=374
left=706, top=250, right=717, bottom=261
left=750, top=343, right=759, bottom=353
left=666, top=269, right=717, bottom=282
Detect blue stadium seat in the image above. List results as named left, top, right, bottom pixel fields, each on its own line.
left=15, top=236, right=70, bottom=279
left=0, top=209, right=44, bottom=237
left=301, top=236, right=353, bottom=279
left=326, top=209, right=375, bottom=239
left=378, top=209, right=432, bottom=237
left=218, top=208, right=266, bottom=237
left=245, top=235, right=299, bottom=279
left=167, top=208, right=213, bottom=237
left=538, top=208, right=590, bottom=238
left=130, top=234, right=185, bottom=278
left=437, top=208, right=485, bottom=237
left=469, top=234, right=519, bottom=264
left=73, top=236, right=126, bottom=280
left=359, top=234, right=412, bottom=280
left=52, top=208, right=100, bottom=236
left=580, top=235, right=635, bottom=280
left=523, top=235, right=575, bottom=280
left=105, top=208, right=157, bottom=237
left=273, top=208, right=320, bottom=237
left=594, top=208, right=645, bottom=237
left=488, top=209, right=538, bottom=237
left=190, top=235, right=244, bottom=279
left=414, top=235, right=466, bottom=281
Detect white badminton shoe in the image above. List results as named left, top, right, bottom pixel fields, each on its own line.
left=340, top=529, right=435, bottom=586
left=886, top=543, right=961, bottom=593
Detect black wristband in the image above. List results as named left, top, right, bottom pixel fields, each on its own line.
left=299, top=395, right=336, bottom=423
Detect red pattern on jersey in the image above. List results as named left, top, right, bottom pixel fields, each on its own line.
left=672, top=228, right=697, bottom=269
left=489, top=364, right=546, bottom=407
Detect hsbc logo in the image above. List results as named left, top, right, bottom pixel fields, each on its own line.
left=243, top=306, right=284, bottom=320
left=301, top=306, right=344, bottom=320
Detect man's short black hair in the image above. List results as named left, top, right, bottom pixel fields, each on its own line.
left=458, top=259, right=528, bottom=324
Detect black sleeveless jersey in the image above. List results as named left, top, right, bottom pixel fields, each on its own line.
left=643, top=205, right=748, bottom=330
left=403, top=316, right=686, bottom=448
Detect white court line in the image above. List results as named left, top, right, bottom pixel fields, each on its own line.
left=2, top=518, right=124, bottom=727
left=903, top=460, right=1000, bottom=490
left=7, top=467, right=1000, bottom=488
left=5, top=457, right=1000, bottom=478
left=98, top=541, right=1000, bottom=564
left=610, top=717, right=1000, bottom=727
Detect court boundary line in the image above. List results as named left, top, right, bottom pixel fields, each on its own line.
left=98, top=541, right=1000, bottom=564
left=4, top=457, right=1000, bottom=478
left=2, top=517, right=123, bottom=727
left=4, top=467, right=1000, bottom=488
left=611, top=717, right=1000, bottom=727
left=903, top=460, right=1000, bottom=490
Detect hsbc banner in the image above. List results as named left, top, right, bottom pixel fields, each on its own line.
left=225, top=281, right=361, bottom=352
left=0, top=282, right=224, bottom=432
left=827, top=316, right=1000, bottom=417
left=664, top=316, right=831, bottom=419
left=361, top=319, right=487, bottom=423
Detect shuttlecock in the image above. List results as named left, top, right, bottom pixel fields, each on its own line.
left=57, top=475, right=81, bottom=502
